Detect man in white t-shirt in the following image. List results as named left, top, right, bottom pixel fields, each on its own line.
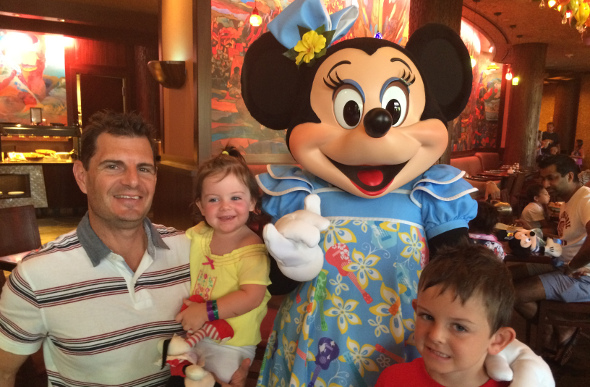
left=512, top=155, right=590, bottom=363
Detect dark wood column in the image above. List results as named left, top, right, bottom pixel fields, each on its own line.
left=504, top=43, right=547, bottom=169
left=553, top=79, right=581, bottom=154
left=409, top=0, right=463, bottom=164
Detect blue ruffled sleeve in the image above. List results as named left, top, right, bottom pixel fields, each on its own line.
left=410, top=164, right=478, bottom=240
left=256, top=165, right=315, bottom=223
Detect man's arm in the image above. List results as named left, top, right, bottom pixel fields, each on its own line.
left=565, top=220, right=590, bottom=276
left=0, top=348, right=28, bottom=387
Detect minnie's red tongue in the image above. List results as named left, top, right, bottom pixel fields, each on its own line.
left=357, top=169, right=384, bottom=186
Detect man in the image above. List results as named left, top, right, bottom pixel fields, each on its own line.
left=541, top=122, right=560, bottom=155
left=512, top=154, right=590, bottom=363
left=0, top=111, right=249, bottom=386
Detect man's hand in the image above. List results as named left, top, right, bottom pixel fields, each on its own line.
left=215, top=358, right=251, bottom=387
left=263, top=194, right=330, bottom=281
left=175, top=299, right=208, bottom=333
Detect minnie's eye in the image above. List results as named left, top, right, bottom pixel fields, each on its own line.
left=333, top=86, right=363, bottom=129
left=381, top=83, right=409, bottom=127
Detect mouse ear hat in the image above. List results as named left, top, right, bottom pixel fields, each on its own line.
left=241, top=0, right=358, bottom=129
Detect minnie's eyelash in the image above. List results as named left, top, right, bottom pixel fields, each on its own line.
left=324, top=69, right=415, bottom=90
left=324, top=71, right=345, bottom=90
left=401, top=68, right=416, bottom=86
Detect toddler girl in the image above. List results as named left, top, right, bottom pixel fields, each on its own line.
left=518, top=183, right=553, bottom=238
left=174, top=147, right=271, bottom=383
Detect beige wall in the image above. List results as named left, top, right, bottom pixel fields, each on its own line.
left=161, top=0, right=195, bottom=163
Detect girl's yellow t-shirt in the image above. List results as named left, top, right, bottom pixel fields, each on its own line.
left=186, top=222, right=271, bottom=347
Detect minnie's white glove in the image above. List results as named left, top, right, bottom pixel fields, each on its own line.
left=263, top=194, right=330, bottom=281
left=485, top=339, right=555, bottom=387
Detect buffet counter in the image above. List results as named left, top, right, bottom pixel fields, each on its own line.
left=0, top=124, right=85, bottom=211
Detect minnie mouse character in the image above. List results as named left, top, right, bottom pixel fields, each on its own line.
left=241, top=0, right=553, bottom=386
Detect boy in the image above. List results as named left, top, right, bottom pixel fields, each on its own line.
left=376, top=245, right=516, bottom=387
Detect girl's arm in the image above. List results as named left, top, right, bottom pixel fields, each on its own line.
left=215, top=284, right=267, bottom=320
left=176, top=285, right=267, bottom=332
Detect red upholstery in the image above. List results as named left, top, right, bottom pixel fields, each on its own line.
left=475, top=152, right=501, bottom=171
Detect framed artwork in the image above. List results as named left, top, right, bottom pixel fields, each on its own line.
left=0, top=30, right=68, bottom=125
left=29, top=107, right=42, bottom=124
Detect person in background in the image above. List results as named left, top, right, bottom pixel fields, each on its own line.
left=170, top=146, right=271, bottom=383
left=570, top=139, right=584, bottom=169
left=541, top=122, right=560, bottom=155
left=511, top=154, right=590, bottom=365
left=0, top=111, right=249, bottom=387
left=469, top=201, right=506, bottom=260
left=517, top=183, right=554, bottom=238
left=376, top=245, right=518, bottom=387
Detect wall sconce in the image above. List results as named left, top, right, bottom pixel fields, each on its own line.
left=505, top=67, right=513, bottom=81
left=250, top=2, right=262, bottom=27
left=512, top=76, right=520, bottom=85
left=147, top=60, right=186, bottom=89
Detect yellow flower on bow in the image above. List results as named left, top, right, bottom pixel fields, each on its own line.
left=294, top=30, right=327, bottom=65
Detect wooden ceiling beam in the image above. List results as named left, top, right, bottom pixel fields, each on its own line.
left=0, top=0, right=157, bottom=41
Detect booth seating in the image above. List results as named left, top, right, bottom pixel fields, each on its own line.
left=450, top=154, right=502, bottom=200
left=475, top=152, right=502, bottom=171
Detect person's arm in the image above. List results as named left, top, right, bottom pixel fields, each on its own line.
left=0, top=349, right=28, bottom=387
left=214, top=358, right=251, bottom=387
left=176, top=284, right=267, bottom=333
left=564, top=220, right=590, bottom=277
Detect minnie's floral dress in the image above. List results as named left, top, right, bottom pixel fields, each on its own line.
left=256, top=164, right=477, bottom=387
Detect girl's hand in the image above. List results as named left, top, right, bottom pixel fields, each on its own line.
left=175, top=299, right=208, bottom=333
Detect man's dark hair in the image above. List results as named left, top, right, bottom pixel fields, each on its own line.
left=80, top=111, right=156, bottom=169
left=538, top=154, right=580, bottom=182
left=420, top=244, right=515, bottom=333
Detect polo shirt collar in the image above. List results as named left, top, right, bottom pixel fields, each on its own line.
left=77, top=213, right=170, bottom=267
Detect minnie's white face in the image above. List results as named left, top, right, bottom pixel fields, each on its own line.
left=288, top=46, right=448, bottom=199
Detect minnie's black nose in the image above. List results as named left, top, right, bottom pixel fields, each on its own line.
left=364, top=108, right=392, bottom=138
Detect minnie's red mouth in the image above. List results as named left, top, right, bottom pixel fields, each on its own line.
left=328, top=158, right=408, bottom=196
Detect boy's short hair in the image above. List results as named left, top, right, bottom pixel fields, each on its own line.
left=420, top=245, right=515, bottom=333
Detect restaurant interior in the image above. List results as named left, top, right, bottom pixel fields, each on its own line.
left=1, top=0, right=590, bottom=386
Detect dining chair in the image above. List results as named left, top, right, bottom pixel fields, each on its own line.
left=525, top=299, right=590, bottom=366
left=0, top=205, right=42, bottom=285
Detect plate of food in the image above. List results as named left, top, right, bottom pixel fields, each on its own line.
left=23, top=152, right=45, bottom=161
left=35, top=149, right=56, bottom=157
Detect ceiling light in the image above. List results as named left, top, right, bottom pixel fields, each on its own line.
left=250, top=2, right=262, bottom=27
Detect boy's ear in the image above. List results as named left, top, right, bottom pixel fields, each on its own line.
left=412, top=298, right=417, bottom=310
left=488, top=327, right=516, bottom=355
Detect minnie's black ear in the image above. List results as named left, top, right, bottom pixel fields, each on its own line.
left=405, top=24, right=472, bottom=121
left=241, top=32, right=301, bottom=130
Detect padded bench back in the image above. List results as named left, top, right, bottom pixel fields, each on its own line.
left=449, top=156, right=483, bottom=177
left=475, top=152, right=501, bottom=171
